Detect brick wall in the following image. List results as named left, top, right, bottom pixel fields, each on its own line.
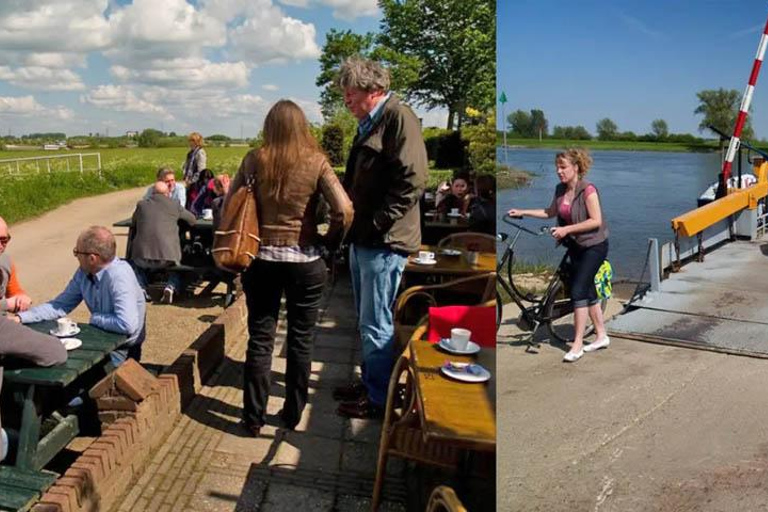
left=31, top=298, right=248, bottom=512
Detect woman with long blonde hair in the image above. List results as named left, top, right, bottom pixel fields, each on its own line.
left=229, top=100, right=353, bottom=435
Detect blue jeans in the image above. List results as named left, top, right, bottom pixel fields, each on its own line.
left=132, top=263, right=183, bottom=292
left=110, top=343, right=143, bottom=368
left=349, top=244, right=407, bottom=406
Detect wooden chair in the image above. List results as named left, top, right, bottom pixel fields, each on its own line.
left=371, top=325, right=462, bottom=511
left=425, top=486, right=467, bottom=512
left=437, top=232, right=496, bottom=253
left=394, top=273, right=496, bottom=355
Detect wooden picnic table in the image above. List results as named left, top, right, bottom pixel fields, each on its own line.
left=2, top=321, right=125, bottom=471
left=422, top=212, right=470, bottom=245
left=409, top=336, right=495, bottom=451
left=405, top=245, right=495, bottom=276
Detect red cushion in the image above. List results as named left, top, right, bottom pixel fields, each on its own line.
left=427, top=305, right=496, bottom=347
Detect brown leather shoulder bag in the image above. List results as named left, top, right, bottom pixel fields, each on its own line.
left=212, top=171, right=260, bottom=273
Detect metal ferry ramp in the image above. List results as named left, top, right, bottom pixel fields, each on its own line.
left=607, top=158, right=768, bottom=357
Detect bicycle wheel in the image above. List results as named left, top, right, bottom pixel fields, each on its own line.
left=543, top=277, right=607, bottom=344
left=496, top=290, right=502, bottom=330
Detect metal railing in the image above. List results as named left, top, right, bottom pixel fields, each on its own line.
left=0, top=153, right=102, bottom=178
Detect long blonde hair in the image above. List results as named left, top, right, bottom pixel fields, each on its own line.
left=257, top=100, right=321, bottom=199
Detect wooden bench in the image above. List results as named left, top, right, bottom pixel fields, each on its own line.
left=0, top=466, right=58, bottom=511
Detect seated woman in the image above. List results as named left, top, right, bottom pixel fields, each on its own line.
left=188, top=168, right=216, bottom=216
left=468, top=174, right=496, bottom=235
left=437, top=174, right=471, bottom=215
left=211, top=173, right=231, bottom=229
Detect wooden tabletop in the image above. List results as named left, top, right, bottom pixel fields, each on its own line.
left=3, top=321, right=125, bottom=387
left=410, top=337, right=496, bottom=451
left=405, top=245, right=495, bottom=275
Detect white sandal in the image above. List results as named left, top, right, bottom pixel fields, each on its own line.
left=584, top=336, right=610, bottom=352
left=563, top=349, right=584, bottom=362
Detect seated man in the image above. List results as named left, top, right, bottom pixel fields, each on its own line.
left=131, top=181, right=196, bottom=304
left=0, top=216, right=32, bottom=313
left=143, top=166, right=186, bottom=208
left=9, top=226, right=146, bottom=367
left=0, top=317, right=67, bottom=461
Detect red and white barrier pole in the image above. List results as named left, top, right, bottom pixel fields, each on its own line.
left=722, top=17, right=768, bottom=183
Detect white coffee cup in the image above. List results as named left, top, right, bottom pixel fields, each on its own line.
left=418, top=250, right=435, bottom=262
left=466, top=251, right=479, bottom=266
left=57, top=318, right=76, bottom=335
left=450, top=207, right=460, bottom=216
left=202, top=208, right=213, bottom=220
left=449, top=328, right=471, bottom=351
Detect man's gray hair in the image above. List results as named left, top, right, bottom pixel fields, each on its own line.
left=336, top=56, right=390, bottom=92
left=78, top=226, right=116, bottom=262
left=156, top=166, right=175, bottom=180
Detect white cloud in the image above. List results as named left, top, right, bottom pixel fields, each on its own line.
left=0, top=66, right=85, bottom=91
left=289, top=97, right=323, bottom=124
left=317, top=0, right=378, bottom=21
left=111, top=59, right=249, bottom=89
left=227, top=3, right=320, bottom=64
left=0, top=1, right=110, bottom=55
left=262, top=84, right=279, bottom=91
left=0, top=95, right=73, bottom=119
left=105, top=0, right=226, bottom=63
left=275, top=0, right=378, bottom=20
left=81, top=85, right=168, bottom=115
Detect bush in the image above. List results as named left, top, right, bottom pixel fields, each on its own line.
left=321, top=124, right=345, bottom=166
left=434, top=130, right=465, bottom=169
left=461, top=112, right=495, bottom=175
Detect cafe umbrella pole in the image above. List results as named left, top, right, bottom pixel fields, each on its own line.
left=717, top=12, right=768, bottom=198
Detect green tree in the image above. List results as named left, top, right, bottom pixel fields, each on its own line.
left=321, top=124, right=345, bottom=166
left=651, top=119, right=668, bottom=140
left=530, top=109, right=548, bottom=139
left=552, top=125, right=592, bottom=140
left=137, top=128, right=163, bottom=148
left=694, top=88, right=754, bottom=143
left=378, top=0, right=495, bottom=129
left=596, top=118, right=618, bottom=141
left=316, top=29, right=377, bottom=120
left=508, top=110, right=532, bottom=137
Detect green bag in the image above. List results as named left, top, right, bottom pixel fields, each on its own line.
left=594, top=259, right=613, bottom=300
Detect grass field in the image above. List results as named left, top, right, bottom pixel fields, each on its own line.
left=499, top=137, right=722, bottom=152
left=0, top=147, right=456, bottom=224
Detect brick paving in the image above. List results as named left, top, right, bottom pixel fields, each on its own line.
left=113, top=275, right=407, bottom=512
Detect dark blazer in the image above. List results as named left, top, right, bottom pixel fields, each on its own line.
left=130, top=194, right=196, bottom=263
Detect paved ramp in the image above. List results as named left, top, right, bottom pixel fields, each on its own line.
left=607, top=240, right=768, bottom=357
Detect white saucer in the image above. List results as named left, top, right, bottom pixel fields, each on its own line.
left=440, top=362, right=490, bottom=383
left=412, top=258, right=437, bottom=266
left=447, top=213, right=463, bottom=218
left=61, top=338, right=82, bottom=351
left=50, top=326, right=80, bottom=337
left=438, top=339, right=480, bottom=355
left=439, top=249, right=461, bottom=256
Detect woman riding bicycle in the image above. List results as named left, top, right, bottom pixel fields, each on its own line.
left=508, top=148, right=609, bottom=362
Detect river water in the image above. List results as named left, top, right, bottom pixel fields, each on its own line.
left=496, top=148, right=740, bottom=280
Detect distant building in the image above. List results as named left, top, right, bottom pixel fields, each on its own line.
left=126, top=130, right=139, bottom=138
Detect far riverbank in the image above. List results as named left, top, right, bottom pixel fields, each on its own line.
left=498, top=137, right=724, bottom=153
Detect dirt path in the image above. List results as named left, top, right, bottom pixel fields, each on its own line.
left=8, top=187, right=226, bottom=367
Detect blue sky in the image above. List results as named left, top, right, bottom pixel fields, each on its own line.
left=498, top=0, right=768, bottom=139
left=0, top=0, right=446, bottom=138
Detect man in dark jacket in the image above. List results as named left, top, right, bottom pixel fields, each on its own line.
left=130, top=181, right=196, bottom=304
left=334, top=56, right=428, bottom=419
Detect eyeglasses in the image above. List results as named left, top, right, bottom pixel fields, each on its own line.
left=73, top=249, right=96, bottom=257
left=0, top=235, right=11, bottom=245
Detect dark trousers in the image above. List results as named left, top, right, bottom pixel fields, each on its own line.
left=568, top=240, right=609, bottom=308
left=241, top=258, right=327, bottom=428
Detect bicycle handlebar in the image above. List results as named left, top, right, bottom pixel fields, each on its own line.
left=501, top=215, right=551, bottom=236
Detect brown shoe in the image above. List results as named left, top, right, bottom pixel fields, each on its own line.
left=336, top=396, right=384, bottom=420
left=332, top=381, right=366, bottom=402
left=239, top=420, right=261, bottom=437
